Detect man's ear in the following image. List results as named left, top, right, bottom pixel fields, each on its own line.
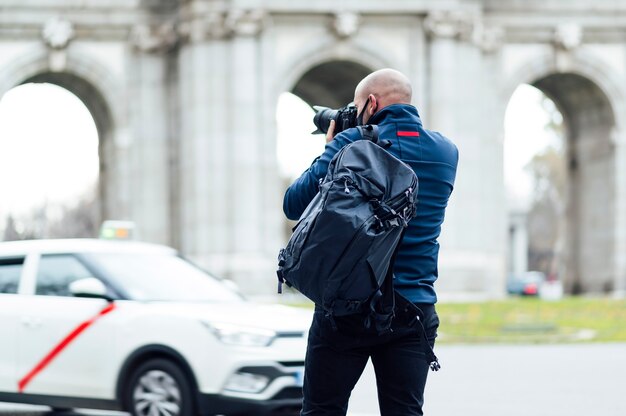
left=369, top=94, right=378, bottom=115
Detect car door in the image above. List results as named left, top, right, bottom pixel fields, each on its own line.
left=16, top=253, right=118, bottom=398
left=0, top=256, right=25, bottom=392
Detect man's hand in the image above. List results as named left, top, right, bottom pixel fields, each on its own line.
left=326, top=120, right=336, bottom=144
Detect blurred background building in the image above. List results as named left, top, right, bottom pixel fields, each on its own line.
left=1, top=0, right=625, bottom=298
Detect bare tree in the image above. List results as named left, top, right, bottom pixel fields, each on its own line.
left=1, top=186, right=99, bottom=241
left=47, top=188, right=100, bottom=238
left=2, top=215, right=20, bottom=241
left=525, top=95, right=567, bottom=281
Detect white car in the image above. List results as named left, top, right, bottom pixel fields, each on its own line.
left=0, top=239, right=311, bottom=416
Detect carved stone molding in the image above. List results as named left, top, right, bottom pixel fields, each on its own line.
left=332, top=12, right=360, bottom=39
left=226, top=9, right=266, bottom=37
left=130, top=22, right=178, bottom=53
left=178, top=9, right=265, bottom=43
left=472, top=22, right=504, bottom=54
left=424, top=10, right=474, bottom=40
left=554, top=23, right=583, bottom=50
left=178, top=12, right=227, bottom=43
left=48, top=50, right=67, bottom=72
left=42, top=16, right=75, bottom=50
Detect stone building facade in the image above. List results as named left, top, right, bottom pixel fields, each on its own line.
left=1, top=0, right=625, bottom=296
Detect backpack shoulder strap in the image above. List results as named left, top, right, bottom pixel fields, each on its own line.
left=357, top=124, right=391, bottom=149
left=357, top=124, right=379, bottom=143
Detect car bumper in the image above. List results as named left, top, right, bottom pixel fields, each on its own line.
left=197, top=360, right=304, bottom=415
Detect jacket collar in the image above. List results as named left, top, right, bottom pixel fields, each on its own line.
left=368, top=103, right=422, bottom=127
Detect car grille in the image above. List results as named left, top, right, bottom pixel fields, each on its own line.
left=278, top=361, right=305, bottom=367
left=271, top=386, right=303, bottom=400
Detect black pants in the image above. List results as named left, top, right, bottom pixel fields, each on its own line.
left=301, top=298, right=439, bottom=416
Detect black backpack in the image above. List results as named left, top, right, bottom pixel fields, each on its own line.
left=277, top=125, right=418, bottom=333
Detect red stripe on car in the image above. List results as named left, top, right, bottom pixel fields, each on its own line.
left=18, top=303, right=116, bottom=393
left=397, top=131, right=420, bottom=137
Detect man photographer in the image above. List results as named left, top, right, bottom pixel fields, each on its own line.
left=283, top=68, right=458, bottom=416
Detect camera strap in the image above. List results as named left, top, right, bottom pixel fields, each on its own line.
left=356, top=97, right=370, bottom=126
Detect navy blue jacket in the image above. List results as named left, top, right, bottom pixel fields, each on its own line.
left=283, top=104, right=458, bottom=304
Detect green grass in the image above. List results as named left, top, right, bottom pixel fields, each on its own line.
left=282, top=296, right=626, bottom=344
left=436, top=297, right=626, bottom=344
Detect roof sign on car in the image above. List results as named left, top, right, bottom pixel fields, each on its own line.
left=99, top=220, right=136, bottom=240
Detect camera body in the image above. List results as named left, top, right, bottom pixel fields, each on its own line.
left=312, top=104, right=358, bottom=135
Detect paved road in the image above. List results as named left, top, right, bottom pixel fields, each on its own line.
left=2, top=343, right=625, bottom=416
left=0, top=407, right=123, bottom=416
left=349, top=343, right=626, bottom=416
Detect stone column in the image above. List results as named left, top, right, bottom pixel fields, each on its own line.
left=177, top=6, right=280, bottom=294
left=126, top=23, right=176, bottom=244
left=425, top=11, right=507, bottom=297
left=177, top=9, right=227, bottom=267
left=614, top=129, right=626, bottom=294
left=509, top=211, right=529, bottom=275
left=225, top=10, right=280, bottom=293
left=425, top=11, right=465, bottom=133
left=100, top=124, right=133, bottom=225
left=475, top=28, right=508, bottom=297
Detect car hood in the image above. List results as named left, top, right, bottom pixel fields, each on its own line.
left=138, top=301, right=313, bottom=333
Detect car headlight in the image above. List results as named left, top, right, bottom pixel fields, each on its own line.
left=223, top=371, right=271, bottom=394
left=203, top=322, right=277, bottom=347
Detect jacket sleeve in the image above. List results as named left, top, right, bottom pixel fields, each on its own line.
left=282, top=133, right=353, bottom=221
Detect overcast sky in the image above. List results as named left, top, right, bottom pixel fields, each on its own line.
left=503, top=84, right=563, bottom=208
left=0, top=83, right=99, bottom=224
left=0, top=82, right=560, bottom=232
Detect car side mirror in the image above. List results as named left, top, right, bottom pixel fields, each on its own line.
left=69, top=278, right=113, bottom=302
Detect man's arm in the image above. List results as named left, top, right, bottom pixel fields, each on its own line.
left=283, top=127, right=355, bottom=220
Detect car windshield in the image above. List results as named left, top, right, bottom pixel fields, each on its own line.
left=82, top=252, right=244, bottom=302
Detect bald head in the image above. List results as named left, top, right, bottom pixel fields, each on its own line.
left=353, top=68, right=412, bottom=124
left=355, top=68, right=412, bottom=107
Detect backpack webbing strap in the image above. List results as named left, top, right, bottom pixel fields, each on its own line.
left=366, top=228, right=407, bottom=334
left=357, top=125, right=391, bottom=149
left=398, top=292, right=441, bottom=372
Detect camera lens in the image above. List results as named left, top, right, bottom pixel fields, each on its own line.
left=312, top=106, right=338, bottom=134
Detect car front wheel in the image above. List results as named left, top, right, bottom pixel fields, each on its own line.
left=124, top=358, right=196, bottom=416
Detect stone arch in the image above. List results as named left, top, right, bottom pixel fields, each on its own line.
left=501, top=51, right=625, bottom=129
left=276, top=43, right=390, bottom=107
left=0, top=47, right=125, bottom=221
left=21, top=72, right=113, bottom=140
left=291, top=60, right=373, bottom=108
left=0, top=47, right=123, bottom=134
left=272, top=52, right=381, bottom=241
left=501, top=51, right=623, bottom=293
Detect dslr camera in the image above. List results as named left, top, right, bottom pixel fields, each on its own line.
left=312, top=104, right=358, bottom=135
